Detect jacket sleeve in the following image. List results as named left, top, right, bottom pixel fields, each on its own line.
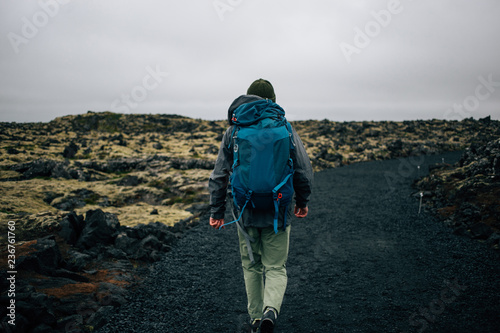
left=208, top=127, right=234, bottom=219
left=291, top=127, right=314, bottom=208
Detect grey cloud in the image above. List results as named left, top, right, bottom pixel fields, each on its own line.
left=0, top=0, right=499, bottom=123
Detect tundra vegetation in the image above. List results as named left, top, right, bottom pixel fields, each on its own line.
left=0, top=111, right=498, bottom=332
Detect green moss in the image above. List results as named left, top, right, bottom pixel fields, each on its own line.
left=84, top=193, right=101, bottom=205
left=34, top=176, right=52, bottom=181
left=166, top=192, right=196, bottom=205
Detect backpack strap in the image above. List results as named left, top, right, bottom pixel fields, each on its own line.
left=220, top=194, right=256, bottom=264
left=285, top=122, right=296, bottom=150
left=227, top=125, right=238, bottom=150
left=233, top=209, right=256, bottom=264
left=219, top=190, right=253, bottom=229
left=279, top=122, right=295, bottom=232
left=272, top=171, right=294, bottom=234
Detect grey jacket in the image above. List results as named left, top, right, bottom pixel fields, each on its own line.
left=208, top=95, right=313, bottom=228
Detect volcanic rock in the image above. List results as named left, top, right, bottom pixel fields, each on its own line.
left=415, top=139, right=500, bottom=247
left=62, top=142, right=79, bottom=158
left=76, top=209, right=120, bottom=249
left=58, top=212, right=85, bottom=245
left=64, top=249, right=92, bottom=271
left=17, top=235, right=62, bottom=275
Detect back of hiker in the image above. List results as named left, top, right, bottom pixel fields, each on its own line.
left=208, top=79, right=313, bottom=333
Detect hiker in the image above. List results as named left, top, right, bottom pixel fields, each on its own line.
left=208, top=79, right=313, bottom=333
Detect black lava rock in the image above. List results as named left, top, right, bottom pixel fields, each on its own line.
left=62, top=142, right=79, bottom=158
left=76, top=209, right=120, bottom=249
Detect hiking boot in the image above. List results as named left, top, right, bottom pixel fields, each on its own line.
left=259, top=307, right=278, bottom=333
left=250, top=318, right=261, bottom=333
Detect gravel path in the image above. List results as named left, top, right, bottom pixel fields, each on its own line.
left=97, top=152, right=500, bottom=333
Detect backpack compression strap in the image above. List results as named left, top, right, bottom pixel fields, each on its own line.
left=219, top=190, right=252, bottom=229
left=272, top=171, right=294, bottom=234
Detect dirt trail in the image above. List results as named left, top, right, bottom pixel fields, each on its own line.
left=97, top=152, right=500, bottom=333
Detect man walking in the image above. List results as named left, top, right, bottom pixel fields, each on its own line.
left=208, top=79, right=313, bottom=332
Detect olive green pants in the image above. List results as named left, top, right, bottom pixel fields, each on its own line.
left=237, top=225, right=291, bottom=320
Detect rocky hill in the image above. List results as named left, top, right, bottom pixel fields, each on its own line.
left=1, top=112, right=499, bottom=231
left=415, top=138, right=500, bottom=247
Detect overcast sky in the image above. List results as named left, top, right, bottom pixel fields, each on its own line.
left=1, top=0, right=499, bottom=123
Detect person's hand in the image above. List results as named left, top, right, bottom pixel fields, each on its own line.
left=294, top=206, right=308, bottom=218
left=209, top=217, right=225, bottom=229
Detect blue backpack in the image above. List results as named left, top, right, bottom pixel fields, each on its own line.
left=222, top=99, right=295, bottom=233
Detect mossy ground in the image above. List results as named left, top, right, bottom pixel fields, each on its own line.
left=1, top=112, right=498, bottom=233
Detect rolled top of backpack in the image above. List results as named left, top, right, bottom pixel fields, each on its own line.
left=231, top=99, right=286, bottom=127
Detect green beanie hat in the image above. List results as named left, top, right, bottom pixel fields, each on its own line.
left=247, top=78, right=276, bottom=102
